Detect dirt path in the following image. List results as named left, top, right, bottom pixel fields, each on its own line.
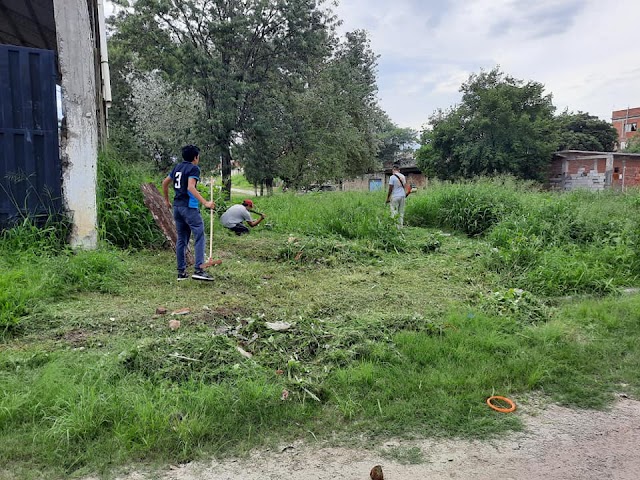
left=105, top=398, right=640, bottom=480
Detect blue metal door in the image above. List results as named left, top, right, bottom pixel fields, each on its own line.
left=369, top=178, right=383, bottom=191
left=0, top=44, right=61, bottom=228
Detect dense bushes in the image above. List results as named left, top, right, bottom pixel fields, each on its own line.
left=406, top=178, right=640, bottom=296
left=97, top=150, right=166, bottom=249
left=406, top=176, right=530, bottom=235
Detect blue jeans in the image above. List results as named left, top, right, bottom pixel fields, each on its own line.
left=173, top=206, right=205, bottom=272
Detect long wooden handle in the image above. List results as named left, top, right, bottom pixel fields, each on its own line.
left=209, top=177, right=214, bottom=259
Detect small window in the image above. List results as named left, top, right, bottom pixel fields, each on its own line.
left=614, top=167, right=620, bottom=173
left=624, top=122, right=637, bottom=132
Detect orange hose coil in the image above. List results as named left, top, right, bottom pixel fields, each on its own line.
left=486, top=395, right=516, bottom=413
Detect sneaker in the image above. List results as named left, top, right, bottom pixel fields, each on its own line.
left=177, top=272, right=188, bottom=281
left=192, top=270, right=214, bottom=281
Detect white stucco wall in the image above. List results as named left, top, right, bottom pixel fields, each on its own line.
left=53, top=0, right=98, bottom=248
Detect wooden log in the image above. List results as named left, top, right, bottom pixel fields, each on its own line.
left=140, top=183, right=194, bottom=265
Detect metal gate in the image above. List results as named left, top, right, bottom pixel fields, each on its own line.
left=0, top=44, right=61, bottom=228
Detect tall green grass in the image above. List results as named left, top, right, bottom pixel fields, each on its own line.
left=485, top=189, right=640, bottom=295
left=0, top=348, right=313, bottom=475
left=0, top=221, right=127, bottom=336
left=406, top=176, right=531, bottom=235
left=2, top=177, right=640, bottom=477
left=97, top=150, right=165, bottom=249
left=253, top=191, right=406, bottom=251
left=328, top=294, right=640, bottom=436
left=406, top=179, right=640, bottom=296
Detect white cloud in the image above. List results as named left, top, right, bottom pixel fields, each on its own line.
left=334, top=0, right=640, bottom=130
left=104, top=0, right=640, bottom=131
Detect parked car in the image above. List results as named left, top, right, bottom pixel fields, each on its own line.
left=304, top=184, right=337, bottom=192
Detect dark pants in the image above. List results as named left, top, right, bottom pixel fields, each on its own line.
left=174, top=206, right=205, bottom=272
left=228, top=223, right=249, bottom=235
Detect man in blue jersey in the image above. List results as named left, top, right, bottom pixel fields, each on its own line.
left=162, top=144, right=215, bottom=281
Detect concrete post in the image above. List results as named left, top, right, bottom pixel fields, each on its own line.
left=605, top=153, right=614, bottom=189
left=53, top=0, right=98, bottom=248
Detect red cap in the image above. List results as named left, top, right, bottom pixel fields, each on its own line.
left=242, top=199, right=254, bottom=208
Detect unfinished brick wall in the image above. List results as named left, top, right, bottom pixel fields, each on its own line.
left=550, top=152, right=640, bottom=190
left=612, top=107, right=640, bottom=149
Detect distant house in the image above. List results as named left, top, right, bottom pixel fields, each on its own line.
left=550, top=150, right=640, bottom=191
left=0, top=0, right=110, bottom=248
left=382, top=151, right=427, bottom=192
left=341, top=151, right=427, bottom=193
left=612, top=107, right=640, bottom=150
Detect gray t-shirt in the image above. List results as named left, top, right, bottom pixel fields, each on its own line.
left=389, top=173, right=407, bottom=199
left=220, top=204, right=252, bottom=228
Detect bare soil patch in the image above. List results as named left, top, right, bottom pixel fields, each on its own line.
left=105, top=398, right=640, bottom=480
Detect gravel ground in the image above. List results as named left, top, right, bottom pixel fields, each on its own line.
left=101, top=398, right=640, bottom=480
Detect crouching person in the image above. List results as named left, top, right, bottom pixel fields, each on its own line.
left=220, top=199, right=265, bottom=235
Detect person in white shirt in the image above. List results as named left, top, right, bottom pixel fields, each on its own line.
left=220, top=199, right=265, bottom=235
left=385, top=164, right=407, bottom=228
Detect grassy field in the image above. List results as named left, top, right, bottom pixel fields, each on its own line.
left=1, top=176, right=640, bottom=479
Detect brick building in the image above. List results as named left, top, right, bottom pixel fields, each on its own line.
left=612, top=107, right=640, bottom=150
left=549, top=150, right=640, bottom=191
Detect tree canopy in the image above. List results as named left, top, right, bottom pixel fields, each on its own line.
left=107, top=0, right=387, bottom=196
left=416, top=67, right=557, bottom=182
left=625, top=136, right=640, bottom=153
left=416, top=68, right=625, bottom=182
left=555, top=111, right=618, bottom=152
left=238, top=29, right=383, bottom=191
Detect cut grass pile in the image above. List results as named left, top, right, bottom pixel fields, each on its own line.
left=1, top=179, right=640, bottom=479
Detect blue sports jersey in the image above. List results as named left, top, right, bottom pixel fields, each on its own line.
left=168, top=161, right=200, bottom=208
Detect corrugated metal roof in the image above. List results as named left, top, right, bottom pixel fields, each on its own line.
left=0, top=0, right=57, bottom=51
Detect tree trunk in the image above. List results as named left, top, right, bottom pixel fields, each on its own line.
left=140, top=183, right=194, bottom=265
left=266, top=177, right=274, bottom=196
left=221, top=141, right=232, bottom=201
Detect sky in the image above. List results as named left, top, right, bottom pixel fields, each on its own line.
left=105, top=0, right=640, bottom=132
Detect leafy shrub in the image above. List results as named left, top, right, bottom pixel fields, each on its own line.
left=97, top=150, right=165, bottom=249
left=479, top=288, right=554, bottom=324
left=407, top=177, right=525, bottom=235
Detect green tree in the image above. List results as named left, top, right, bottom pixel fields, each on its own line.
left=110, top=0, right=334, bottom=199
left=105, top=37, right=145, bottom=163
left=128, top=72, right=207, bottom=170
left=374, top=112, right=417, bottom=167
left=416, top=67, right=556, bottom=182
left=240, top=30, right=382, bottom=190
left=625, top=136, right=640, bottom=153
left=555, top=111, right=618, bottom=152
